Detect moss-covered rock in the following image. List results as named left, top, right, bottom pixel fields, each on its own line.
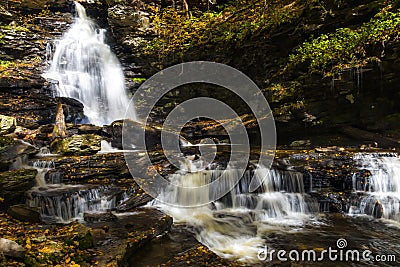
left=0, top=136, right=14, bottom=151
left=0, top=169, right=38, bottom=211
left=50, top=134, right=102, bottom=155
left=0, top=115, right=16, bottom=135
left=77, top=232, right=94, bottom=250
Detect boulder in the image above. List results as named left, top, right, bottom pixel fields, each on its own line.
left=50, top=134, right=102, bottom=155
left=115, top=190, right=153, bottom=212
left=0, top=88, right=85, bottom=130
left=87, top=208, right=173, bottom=266
left=0, top=169, right=38, bottom=210
left=0, top=136, right=14, bottom=152
left=0, top=238, right=25, bottom=259
left=106, top=119, right=178, bottom=150
left=46, top=153, right=131, bottom=181
left=0, top=115, right=16, bottom=135
left=7, top=204, right=41, bottom=223
left=0, top=140, right=38, bottom=171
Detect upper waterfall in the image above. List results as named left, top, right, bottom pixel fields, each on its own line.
left=43, top=1, right=136, bottom=125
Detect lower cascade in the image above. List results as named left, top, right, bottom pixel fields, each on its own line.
left=157, top=165, right=318, bottom=263
left=27, top=159, right=128, bottom=223
left=43, top=1, right=136, bottom=125
left=350, top=153, right=400, bottom=221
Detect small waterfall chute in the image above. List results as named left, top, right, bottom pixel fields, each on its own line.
left=350, top=153, right=400, bottom=221
left=26, top=158, right=129, bottom=223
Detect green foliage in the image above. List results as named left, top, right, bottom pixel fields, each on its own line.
left=143, top=0, right=305, bottom=57
left=132, top=77, right=146, bottom=84
left=269, top=81, right=301, bottom=103
left=286, top=7, right=400, bottom=76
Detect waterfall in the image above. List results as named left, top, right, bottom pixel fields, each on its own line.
left=27, top=158, right=128, bottom=223
left=43, top=1, right=136, bottom=125
left=28, top=185, right=123, bottom=223
left=157, top=165, right=318, bottom=263
left=32, top=160, right=55, bottom=187
left=350, top=153, right=400, bottom=221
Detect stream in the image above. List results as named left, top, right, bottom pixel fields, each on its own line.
left=21, top=1, right=399, bottom=266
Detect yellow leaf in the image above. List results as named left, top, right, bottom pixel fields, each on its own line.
left=25, top=244, right=31, bottom=250
left=66, top=257, right=71, bottom=263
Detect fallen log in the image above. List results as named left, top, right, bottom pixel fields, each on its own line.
left=339, top=126, right=399, bottom=148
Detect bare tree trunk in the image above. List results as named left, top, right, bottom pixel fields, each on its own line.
left=182, top=0, right=191, bottom=18
left=52, top=102, right=66, bottom=139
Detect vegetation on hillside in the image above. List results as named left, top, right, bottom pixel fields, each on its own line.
left=141, top=0, right=400, bottom=91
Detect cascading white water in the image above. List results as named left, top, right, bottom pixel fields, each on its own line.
left=43, top=1, right=136, bottom=125
left=32, top=160, right=55, bottom=187
left=27, top=159, right=127, bottom=223
left=28, top=185, right=120, bottom=223
left=157, top=164, right=318, bottom=263
left=350, top=153, right=400, bottom=221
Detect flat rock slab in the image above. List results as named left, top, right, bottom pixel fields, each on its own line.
left=86, top=208, right=173, bottom=266
left=127, top=225, right=235, bottom=267
left=7, top=204, right=41, bottom=223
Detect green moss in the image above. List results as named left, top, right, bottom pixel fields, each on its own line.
left=0, top=25, right=30, bottom=32
left=286, top=7, right=400, bottom=76
left=77, top=232, right=94, bottom=250
left=0, top=136, right=14, bottom=151
left=0, top=60, right=16, bottom=70
left=132, top=77, right=146, bottom=84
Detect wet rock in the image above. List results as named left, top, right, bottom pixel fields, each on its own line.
left=290, top=139, right=312, bottom=147
left=46, top=153, right=131, bottom=181
left=127, top=225, right=227, bottom=266
left=0, top=87, right=85, bottom=129
left=0, top=140, right=38, bottom=171
left=0, top=115, right=16, bottom=135
left=373, top=201, right=384, bottom=219
left=76, top=124, right=103, bottom=135
left=0, top=5, right=14, bottom=24
left=105, top=119, right=169, bottom=150
left=84, top=211, right=118, bottom=222
left=105, top=120, right=161, bottom=149
left=115, top=190, right=153, bottom=212
left=161, top=245, right=234, bottom=267
left=0, top=136, right=14, bottom=152
left=87, top=208, right=173, bottom=266
left=50, top=134, right=102, bottom=155
left=0, top=169, right=37, bottom=210
left=108, top=4, right=143, bottom=29
left=7, top=204, right=41, bottom=223
left=0, top=238, right=25, bottom=259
